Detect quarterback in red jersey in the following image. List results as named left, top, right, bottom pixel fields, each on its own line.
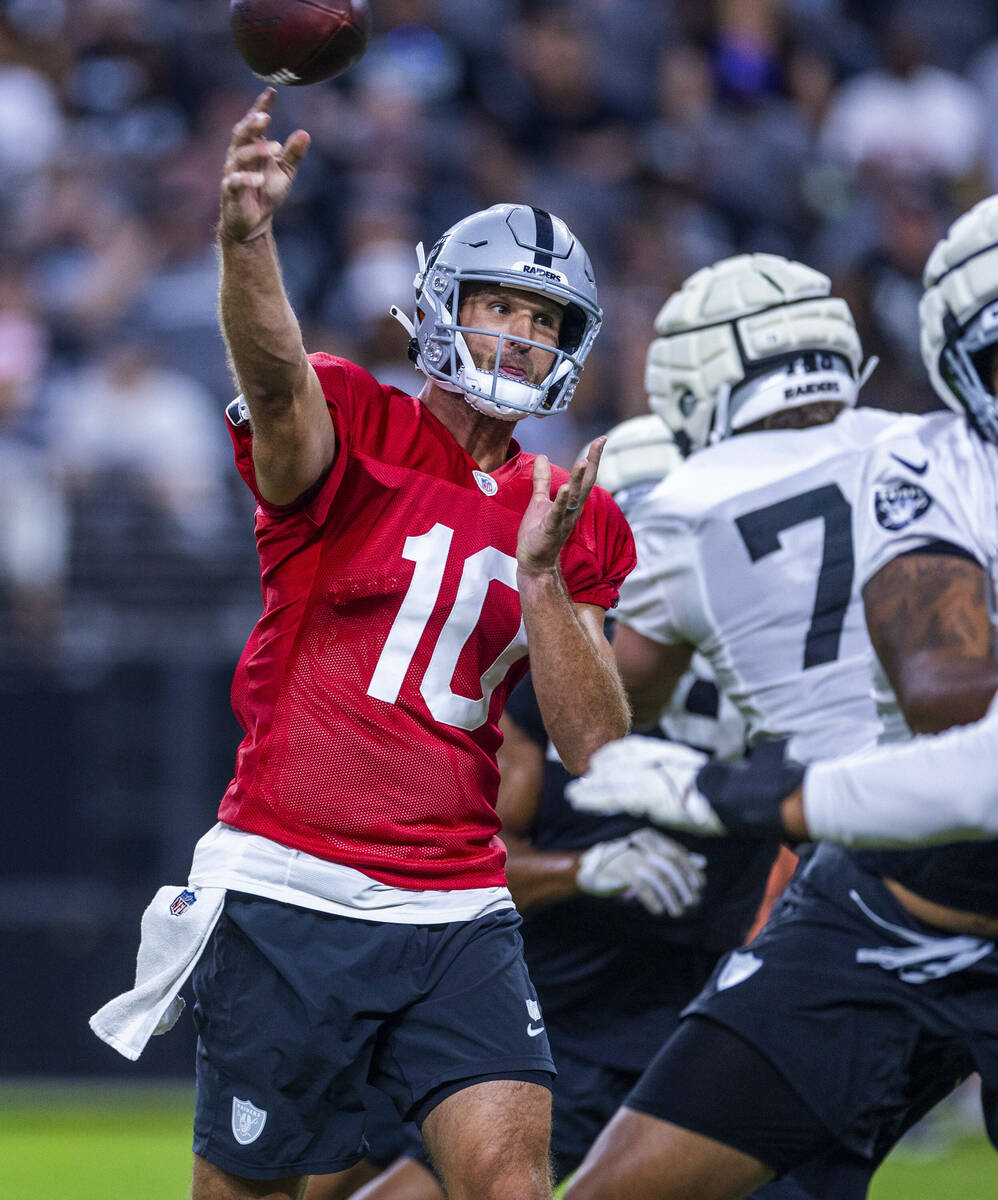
left=219, top=352, right=632, bottom=892
left=180, top=89, right=633, bottom=1200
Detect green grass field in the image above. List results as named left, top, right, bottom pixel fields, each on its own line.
left=4, top=1082, right=995, bottom=1200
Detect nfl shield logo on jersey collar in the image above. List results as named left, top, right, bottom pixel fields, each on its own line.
left=231, top=1096, right=267, bottom=1145
left=473, top=469, right=499, bottom=496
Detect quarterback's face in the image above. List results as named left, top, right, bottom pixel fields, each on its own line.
left=458, top=286, right=562, bottom=386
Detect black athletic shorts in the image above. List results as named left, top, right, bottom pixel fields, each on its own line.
left=354, top=1019, right=845, bottom=1197
left=628, top=845, right=998, bottom=1169
left=191, top=893, right=555, bottom=1179
left=358, top=1088, right=429, bottom=1169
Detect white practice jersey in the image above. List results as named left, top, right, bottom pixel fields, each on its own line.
left=856, top=410, right=998, bottom=743
left=617, top=408, right=923, bottom=763
left=658, top=653, right=747, bottom=762
left=547, top=653, right=746, bottom=767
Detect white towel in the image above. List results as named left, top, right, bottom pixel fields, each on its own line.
left=89, top=884, right=226, bottom=1061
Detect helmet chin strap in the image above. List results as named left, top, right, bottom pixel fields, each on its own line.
left=457, top=373, right=531, bottom=420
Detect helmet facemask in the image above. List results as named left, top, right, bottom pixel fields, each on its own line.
left=415, top=269, right=596, bottom=421
left=391, top=205, right=601, bottom=421
left=936, top=301, right=998, bottom=445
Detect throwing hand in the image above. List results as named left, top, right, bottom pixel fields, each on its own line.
left=220, top=89, right=311, bottom=243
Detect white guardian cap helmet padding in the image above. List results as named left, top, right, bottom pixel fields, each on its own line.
left=391, top=204, right=601, bottom=420
left=920, top=194, right=998, bottom=445
left=590, top=414, right=683, bottom=515
left=645, top=254, right=869, bottom=452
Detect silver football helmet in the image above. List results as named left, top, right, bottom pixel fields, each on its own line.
left=920, top=194, right=998, bottom=445
left=391, top=204, right=601, bottom=420
left=646, top=254, right=871, bottom=452
left=589, top=413, right=683, bottom=515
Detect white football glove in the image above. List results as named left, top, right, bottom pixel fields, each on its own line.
left=566, top=736, right=726, bottom=835
left=575, top=826, right=707, bottom=918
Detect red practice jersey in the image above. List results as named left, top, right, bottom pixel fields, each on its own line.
left=219, top=355, right=635, bottom=889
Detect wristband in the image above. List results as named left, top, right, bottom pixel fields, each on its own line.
left=696, top=739, right=804, bottom=840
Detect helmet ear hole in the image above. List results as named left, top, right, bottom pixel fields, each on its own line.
left=673, top=429, right=693, bottom=458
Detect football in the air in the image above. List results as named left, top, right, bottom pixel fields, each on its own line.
left=230, top=0, right=371, bottom=86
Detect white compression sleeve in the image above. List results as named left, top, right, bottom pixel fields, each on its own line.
left=804, top=696, right=998, bottom=848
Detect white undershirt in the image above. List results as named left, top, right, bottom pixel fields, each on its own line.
left=187, top=823, right=515, bottom=924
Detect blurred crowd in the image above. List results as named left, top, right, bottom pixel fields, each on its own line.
left=4, top=0, right=998, bottom=662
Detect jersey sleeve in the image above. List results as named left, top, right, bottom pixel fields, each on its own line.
left=613, top=500, right=702, bottom=645
left=224, top=353, right=368, bottom=524
left=855, top=420, right=990, bottom=589
left=559, top=484, right=637, bottom=610
left=804, top=691, right=998, bottom=847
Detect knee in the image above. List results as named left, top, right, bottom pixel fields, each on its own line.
left=448, top=1145, right=551, bottom=1200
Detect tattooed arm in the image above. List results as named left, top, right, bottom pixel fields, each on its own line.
left=863, top=552, right=997, bottom=733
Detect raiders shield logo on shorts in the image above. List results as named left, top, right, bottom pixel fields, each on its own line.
left=716, top=950, right=763, bottom=991
left=231, top=1096, right=267, bottom=1145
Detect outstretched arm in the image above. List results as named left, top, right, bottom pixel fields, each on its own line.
left=218, top=88, right=334, bottom=506
left=568, top=699, right=998, bottom=849
left=516, top=441, right=630, bottom=775
left=798, top=700, right=998, bottom=845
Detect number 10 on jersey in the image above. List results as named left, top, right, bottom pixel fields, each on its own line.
left=367, top=523, right=527, bottom=731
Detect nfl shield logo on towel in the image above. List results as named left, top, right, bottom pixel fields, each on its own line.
left=169, top=889, right=197, bottom=916
left=232, top=1097, right=267, bottom=1145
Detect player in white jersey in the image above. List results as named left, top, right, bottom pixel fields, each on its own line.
left=612, top=252, right=903, bottom=764
left=562, top=215, right=998, bottom=1200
